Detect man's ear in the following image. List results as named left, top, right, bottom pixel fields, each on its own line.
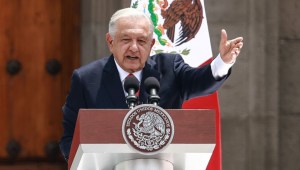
left=106, top=33, right=113, bottom=51
left=150, top=38, right=155, bottom=48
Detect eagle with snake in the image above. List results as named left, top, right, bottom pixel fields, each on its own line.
left=159, top=0, right=204, bottom=46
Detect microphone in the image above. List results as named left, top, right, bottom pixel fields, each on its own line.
left=144, top=77, right=160, bottom=105
left=124, top=75, right=140, bottom=109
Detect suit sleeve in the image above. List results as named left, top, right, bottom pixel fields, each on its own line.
left=59, top=70, right=87, bottom=160
left=173, top=54, right=230, bottom=100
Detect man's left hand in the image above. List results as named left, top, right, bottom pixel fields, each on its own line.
left=219, top=29, right=244, bottom=64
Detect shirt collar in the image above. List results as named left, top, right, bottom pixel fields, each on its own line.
left=114, top=59, right=142, bottom=83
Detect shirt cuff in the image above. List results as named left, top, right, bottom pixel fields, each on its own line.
left=210, top=54, right=234, bottom=79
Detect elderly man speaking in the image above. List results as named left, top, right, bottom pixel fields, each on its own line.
left=59, top=7, right=243, bottom=161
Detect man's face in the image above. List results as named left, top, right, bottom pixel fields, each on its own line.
left=106, top=17, right=155, bottom=73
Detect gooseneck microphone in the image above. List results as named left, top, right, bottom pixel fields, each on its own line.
left=144, top=77, right=160, bottom=105
left=124, top=75, right=140, bottom=109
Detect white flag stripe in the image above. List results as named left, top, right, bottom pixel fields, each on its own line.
left=130, top=0, right=212, bottom=67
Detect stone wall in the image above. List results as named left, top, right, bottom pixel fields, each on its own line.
left=208, top=0, right=280, bottom=169
left=279, top=0, right=300, bottom=169
left=80, top=0, right=300, bottom=169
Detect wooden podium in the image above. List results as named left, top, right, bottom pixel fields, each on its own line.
left=68, top=109, right=216, bottom=170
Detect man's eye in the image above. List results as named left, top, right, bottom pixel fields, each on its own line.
left=122, top=39, right=130, bottom=42
left=138, top=40, right=146, bottom=44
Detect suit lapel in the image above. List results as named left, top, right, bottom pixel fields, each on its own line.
left=102, top=55, right=127, bottom=108
left=139, top=61, right=160, bottom=104
left=100, top=56, right=161, bottom=107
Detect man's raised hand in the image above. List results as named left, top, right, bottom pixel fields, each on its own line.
left=219, top=29, right=243, bottom=64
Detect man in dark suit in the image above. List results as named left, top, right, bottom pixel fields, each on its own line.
left=59, top=8, right=243, bottom=161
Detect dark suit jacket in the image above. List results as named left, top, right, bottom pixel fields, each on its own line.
left=59, top=53, right=230, bottom=160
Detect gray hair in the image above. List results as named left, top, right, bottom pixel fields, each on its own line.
left=108, top=8, right=154, bottom=38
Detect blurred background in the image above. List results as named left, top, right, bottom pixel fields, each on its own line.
left=0, top=0, right=299, bottom=170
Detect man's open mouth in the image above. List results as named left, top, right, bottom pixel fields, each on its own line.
left=126, top=56, right=139, bottom=60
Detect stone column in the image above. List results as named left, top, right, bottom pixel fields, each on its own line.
left=279, top=0, right=300, bottom=169
left=206, top=0, right=279, bottom=169
left=81, top=0, right=123, bottom=65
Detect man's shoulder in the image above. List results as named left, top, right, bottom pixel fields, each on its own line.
left=150, top=53, right=183, bottom=60
left=149, top=53, right=184, bottom=65
left=77, top=56, right=110, bottom=73
left=74, top=56, right=112, bottom=79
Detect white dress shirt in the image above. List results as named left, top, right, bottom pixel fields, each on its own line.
left=114, top=59, right=142, bottom=96
left=210, top=54, right=234, bottom=78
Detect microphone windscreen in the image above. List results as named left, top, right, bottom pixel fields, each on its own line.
left=124, top=75, right=139, bottom=93
left=144, top=77, right=160, bottom=94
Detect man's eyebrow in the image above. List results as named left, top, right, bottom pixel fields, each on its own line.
left=120, top=34, right=130, bottom=38
left=120, top=33, right=149, bottom=40
left=138, top=36, right=148, bottom=40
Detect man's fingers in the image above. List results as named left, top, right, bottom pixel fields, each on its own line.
left=238, top=42, right=243, bottom=48
left=219, top=29, right=244, bottom=63
left=231, top=37, right=243, bottom=45
left=229, top=39, right=243, bottom=52
left=234, top=47, right=240, bottom=55
left=220, top=29, right=228, bottom=45
left=222, top=30, right=243, bottom=51
left=235, top=42, right=243, bottom=52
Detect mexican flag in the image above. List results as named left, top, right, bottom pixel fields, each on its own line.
left=130, top=0, right=222, bottom=169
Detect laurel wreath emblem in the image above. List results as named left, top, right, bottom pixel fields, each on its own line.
left=126, top=111, right=171, bottom=151
left=127, top=128, right=171, bottom=151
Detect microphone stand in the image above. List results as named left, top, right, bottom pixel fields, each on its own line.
left=126, top=88, right=138, bottom=109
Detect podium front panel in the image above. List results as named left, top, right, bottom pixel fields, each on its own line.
left=69, top=109, right=216, bottom=170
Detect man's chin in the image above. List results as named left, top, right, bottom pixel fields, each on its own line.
left=125, top=66, right=143, bottom=73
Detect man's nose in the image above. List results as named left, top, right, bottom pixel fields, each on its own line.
left=129, top=41, right=138, bottom=52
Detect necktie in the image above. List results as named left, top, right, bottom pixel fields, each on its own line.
left=127, top=74, right=140, bottom=97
